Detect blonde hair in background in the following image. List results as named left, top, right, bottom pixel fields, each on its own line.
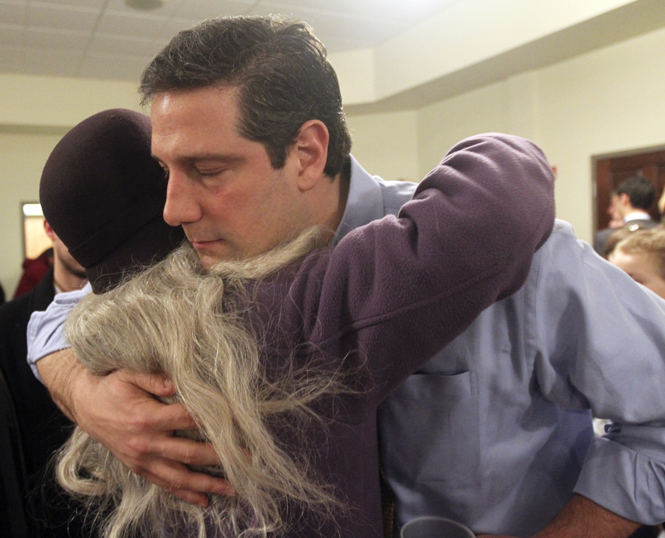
left=56, top=228, right=355, bottom=538
left=614, top=227, right=665, bottom=279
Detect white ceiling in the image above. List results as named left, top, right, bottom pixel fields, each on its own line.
left=0, top=0, right=459, bottom=82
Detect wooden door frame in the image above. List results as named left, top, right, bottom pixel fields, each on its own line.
left=592, top=144, right=665, bottom=232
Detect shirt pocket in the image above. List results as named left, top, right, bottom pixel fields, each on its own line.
left=379, top=370, right=481, bottom=486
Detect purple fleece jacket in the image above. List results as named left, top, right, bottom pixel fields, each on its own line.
left=225, top=134, right=555, bottom=538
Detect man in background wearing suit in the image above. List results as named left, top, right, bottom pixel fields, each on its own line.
left=594, top=175, right=659, bottom=256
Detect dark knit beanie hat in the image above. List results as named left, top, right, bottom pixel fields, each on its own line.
left=40, top=108, right=185, bottom=293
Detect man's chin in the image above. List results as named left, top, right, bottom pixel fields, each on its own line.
left=194, top=250, right=218, bottom=269
left=194, top=246, right=233, bottom=269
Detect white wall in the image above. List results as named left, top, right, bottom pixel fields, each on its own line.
left=0, top=73, right=143, bottom=295
left=333, top=0, right=639, bottom=106
left=416, top=81, right=511, bottom=175
left=346, top=110, right=419, bottom=182
left=0, top=73, right=141, bottom=128
left=409, top=25, right=665, bottom=243
left=0, top=129, right=66, bottom=296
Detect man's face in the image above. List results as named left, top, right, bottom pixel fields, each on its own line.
left=611, top=193, right=631, bottom=220
left=44, top=221, right=86, bottom=279
left=151, top=86, right=313, bottom=268
left=54, top=238, right=87, bottom=279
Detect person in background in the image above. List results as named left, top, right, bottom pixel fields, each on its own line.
left=41, top=221, right=87, bottom=294
left=13, top=247, right=53, bottom=299
left=655, top=187, right=665, bottom=228
left=0, top=221, right=86, bottom=537
left=609, top=228, right=665, bottom=299
left=594, top=176, right=658, bottom=256
left=593, top=196, right=624, bottom=257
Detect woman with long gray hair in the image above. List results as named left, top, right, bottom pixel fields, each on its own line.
left=50, top=126, right=554, bottom=538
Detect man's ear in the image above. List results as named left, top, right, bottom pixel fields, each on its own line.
left=43, top=219, right=56, bottom=241
left=294, top=120, right=329, bottom=192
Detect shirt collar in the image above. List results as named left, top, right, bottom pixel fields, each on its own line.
left=333, top=156, right=387, bottom=245
left=624, top=211, right=651, bottom=222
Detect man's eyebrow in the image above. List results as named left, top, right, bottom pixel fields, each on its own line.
left=151, top=153, right=241, bottom=165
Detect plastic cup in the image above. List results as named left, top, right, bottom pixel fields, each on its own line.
left=400, top=516, right=475, bottom=538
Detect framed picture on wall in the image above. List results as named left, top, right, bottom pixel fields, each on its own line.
left=21, top=202, right=51, bottom=260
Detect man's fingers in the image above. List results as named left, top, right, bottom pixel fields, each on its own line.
left=120, top=370, right=175, bottom=397
left=140, top=466, right=211, bottom=507
left=71, top=368, right=235, bottom=505
left=168, top=488, right=210, bottom=508
left=141, top=459, right=236, bottom=500
left=153, top=435, right=222, bottom=467
left=150, top=401, right=198, bottom=431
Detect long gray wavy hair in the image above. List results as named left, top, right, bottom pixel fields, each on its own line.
left=56, top=229, right=352, bottom=538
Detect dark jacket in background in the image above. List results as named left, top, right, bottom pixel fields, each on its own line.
left=0, top=268, right=86, bottom=537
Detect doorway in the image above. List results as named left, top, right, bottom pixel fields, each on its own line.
left=594, top=147, right=665, bottom=231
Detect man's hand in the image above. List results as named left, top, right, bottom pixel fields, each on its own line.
left=37, top=349, right=235, bottom=507
left=477, top=494, right=641, bottom=538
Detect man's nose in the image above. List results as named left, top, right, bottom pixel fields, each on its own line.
left=163, top=170, right=201, bottom=226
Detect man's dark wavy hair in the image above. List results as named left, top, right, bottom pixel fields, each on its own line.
left=140, top=15, right=352, bottom=181
left=616, top=175, right=657, bottom=210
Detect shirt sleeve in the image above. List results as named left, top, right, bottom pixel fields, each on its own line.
left=530, top=221, right=665, bottom=525
left=286, top=133, right=556, bottom=407
left=26, top=282, right=91, bottom=383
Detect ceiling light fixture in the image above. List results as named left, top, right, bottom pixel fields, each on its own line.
left=125, top=0, right=163, bottom=10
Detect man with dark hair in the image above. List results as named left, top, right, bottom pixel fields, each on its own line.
left=594, top=176, right=659, bottom=256
left=0, top=222, right=87, bottom=537
left=28, top=15, right=665, bottom=538
left=140, top=16, right=353, bottom=266
left=141, top=16, right=352, bottom=182
left=616, top=175, right=658, bottom=215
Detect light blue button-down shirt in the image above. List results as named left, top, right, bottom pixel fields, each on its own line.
left=28, top=155, right=665, bottom=535
left=339, top=159, right=665, bottom=535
